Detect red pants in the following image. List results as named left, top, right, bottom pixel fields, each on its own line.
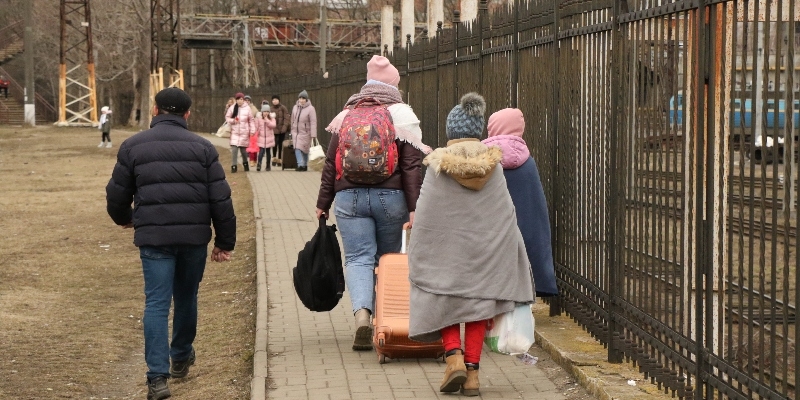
left=440, top=320, right=489, bottom=364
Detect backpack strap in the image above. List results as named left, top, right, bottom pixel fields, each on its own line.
left=352, top=97, right=384, bottom=109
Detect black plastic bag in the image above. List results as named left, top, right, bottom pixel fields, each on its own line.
left=293, top=218, right=345, bottom=312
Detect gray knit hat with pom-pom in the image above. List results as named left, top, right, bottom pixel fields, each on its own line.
left=446, top=92, right=487, bottom=139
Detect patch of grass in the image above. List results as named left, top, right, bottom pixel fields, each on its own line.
left=0, top=126, right=256, bottom=399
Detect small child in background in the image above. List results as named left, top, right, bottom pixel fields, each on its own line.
left=255, top=105, right=277, bottom=171
left=247, top=128, right=259, bottom=164
left=98, top=106, right=112, bottom=148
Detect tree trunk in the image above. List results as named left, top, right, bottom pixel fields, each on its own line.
left=140, top=70, right=151, bottom=128
left=128, top=68, right=141, bottom=127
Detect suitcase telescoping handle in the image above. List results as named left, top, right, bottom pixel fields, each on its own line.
left=401, top=222, right=411, bottom=254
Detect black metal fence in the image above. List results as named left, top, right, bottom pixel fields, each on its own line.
left=189, top=1, right=800, bottom=398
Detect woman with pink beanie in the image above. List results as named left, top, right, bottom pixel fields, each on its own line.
left=316, top=55, right=430, bottom=351
left=482, top=108, right=558, bottom=297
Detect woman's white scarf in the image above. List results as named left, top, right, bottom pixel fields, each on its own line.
left=325, top=81, right=432, bottom=154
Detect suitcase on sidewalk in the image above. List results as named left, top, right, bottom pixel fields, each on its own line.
left=281, top=139, right=297, bottom=170
left=372, top=224, right=445, bottom=364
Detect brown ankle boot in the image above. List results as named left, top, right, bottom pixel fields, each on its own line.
left=461, top=363, right=480, bottom=396
left=439, top=350, right=467, bottom=392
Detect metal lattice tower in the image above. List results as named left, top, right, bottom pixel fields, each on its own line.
left=232, top=20, right=259, bottom=88
left=150, top=0, right=183, bottom=105
left=57, top=0, right=98, bottom=126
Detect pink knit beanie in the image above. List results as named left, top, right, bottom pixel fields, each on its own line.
left=366, top=55, right=400, bottom=87
left=487, top=108, right=525, bottom=137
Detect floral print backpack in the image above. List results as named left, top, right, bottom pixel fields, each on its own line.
left=335, top=98, right=398, bottom=184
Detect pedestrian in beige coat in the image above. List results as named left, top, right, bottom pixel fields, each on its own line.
left=290, top=90, right=317, bottom=171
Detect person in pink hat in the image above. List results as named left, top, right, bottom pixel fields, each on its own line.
left=315, top=55, right=431, bottom=351
left=481, top=108, right=558, bottom=297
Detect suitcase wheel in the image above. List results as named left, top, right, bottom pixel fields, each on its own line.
left=378, top=353, right=387, bottom=364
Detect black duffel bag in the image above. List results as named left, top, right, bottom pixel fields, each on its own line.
left=293, top=217, right=345, bottom=312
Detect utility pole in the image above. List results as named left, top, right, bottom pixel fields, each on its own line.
left=320, top=0, right=327, bottom=73
left=24, top=0, right=34, bottom=125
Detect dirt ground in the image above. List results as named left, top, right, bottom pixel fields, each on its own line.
left=0, top=124, right=597, bottom=400
left=0, top=125, right=257, bottom=399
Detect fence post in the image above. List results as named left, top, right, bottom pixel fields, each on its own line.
left=405, top=34, right=411, bottom=103
left=606, top=0, right=624, bottom=364
left=453, top=10, right=460, bottom=105
left=478, top=0, right=487, bottom=94
left=693, top=2, right=710, bottom=399
left=510, top=0, right=519, bottom=107
left=549, top=0, right=562, bottom=319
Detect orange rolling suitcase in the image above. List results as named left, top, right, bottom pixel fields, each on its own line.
left=372, top=224, right=445, bottom=364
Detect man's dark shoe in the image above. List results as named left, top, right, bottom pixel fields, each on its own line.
left=147, top=376, right=171, bottom=400
left=231, top=165, right=237, bottom=173
left=256, top=163, right=262, bottom=171
left=170, top=350, right=196, bottom=379
left=243, top=162, right=250, bottom=172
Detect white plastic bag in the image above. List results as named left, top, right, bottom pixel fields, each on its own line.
left=309, top=138, right=325, bottom=161
left=484, top=304, right=535, bottom=355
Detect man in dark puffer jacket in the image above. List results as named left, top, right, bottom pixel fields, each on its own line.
left=106, top=87, right=236, bottom=400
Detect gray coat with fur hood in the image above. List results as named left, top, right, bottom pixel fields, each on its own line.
left=408, top=139, right=535, bottom=343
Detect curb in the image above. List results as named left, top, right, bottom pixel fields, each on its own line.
left=250, top=173, right=269, bottom=400
left=532, top=303, right=673, bottom=400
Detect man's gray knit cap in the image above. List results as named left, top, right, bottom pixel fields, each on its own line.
left=446, top=92, right=487, bottom=139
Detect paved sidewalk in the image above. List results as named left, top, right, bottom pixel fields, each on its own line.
left=204, top=134, right=666, bottom=400
left=243, top=165, right=568, bottom=400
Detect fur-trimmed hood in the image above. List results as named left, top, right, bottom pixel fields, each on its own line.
left=423, top=138, right=502, bottom=191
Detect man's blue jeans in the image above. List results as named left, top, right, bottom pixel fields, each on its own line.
left=295, top=148, right=309, bottom=167
left=140, top=245, right=207, bottom=379
left=333, top=188, right=409, bottom=315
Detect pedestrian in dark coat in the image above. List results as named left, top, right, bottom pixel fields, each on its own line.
left=269, top=95, right=291, bottom=166
left=482, top=108, right=558, bottom=297
left=105, top=87, right=236, bottom=400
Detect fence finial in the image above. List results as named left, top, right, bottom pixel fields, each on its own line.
left=479, top=0, right=488, bottom=10
left=453, top=10, right=461, bottom=23
left=383, top=44, right=389, bottom=57
left=421, top=28, right=428, bottom=40
left=406, top=34, right=412, bottom=47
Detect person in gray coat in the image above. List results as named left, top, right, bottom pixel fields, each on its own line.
left=408, top=93, right=535, bottom=397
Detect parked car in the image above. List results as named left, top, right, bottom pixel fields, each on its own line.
left=669, top=91, right=800, bottom=129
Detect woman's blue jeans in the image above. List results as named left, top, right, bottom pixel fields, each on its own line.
left=140, top=245, right=207, bottom=379
left=295, top=148, right=309, bottom=167
left=333, top=188, right=409, bottom=315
